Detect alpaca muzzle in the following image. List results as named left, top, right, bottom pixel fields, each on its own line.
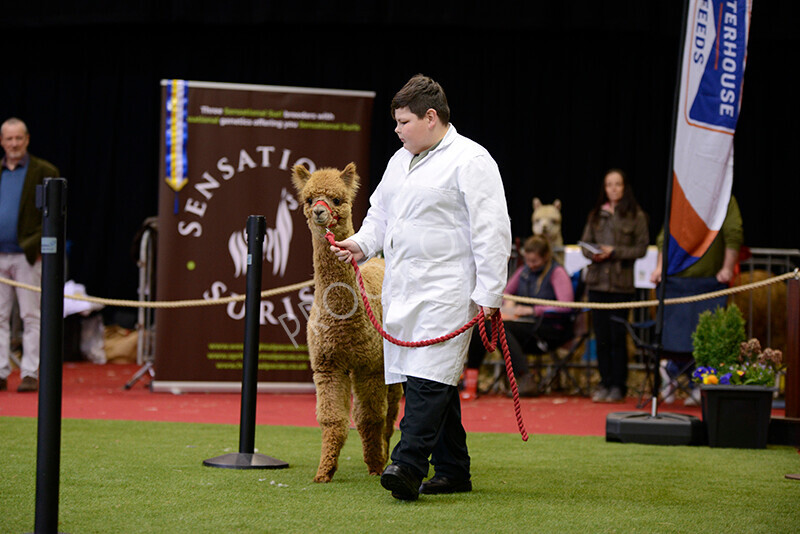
left=313, top=199, right=340, bottom=228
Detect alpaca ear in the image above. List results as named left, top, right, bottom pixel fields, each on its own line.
left=553, top=199, right=561, bottom=211
left=291, top=164, right=312, bottom=193
left=533, top=197, right=542, bottom=210
left=340, top=162, right=360, bottom=194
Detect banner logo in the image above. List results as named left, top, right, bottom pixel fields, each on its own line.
left=685, top=0, right=749, bottom=133
left=228, top=187, right=298, bottom=278
left=668, top=0, right=752, bottom=275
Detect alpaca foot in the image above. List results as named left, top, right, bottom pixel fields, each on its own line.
left=313, top=473, right=333, bottom=483
left=364, top=456, right=387, bottom=477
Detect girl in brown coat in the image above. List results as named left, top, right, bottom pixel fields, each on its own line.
left=580, top=169, right=648, bottom=402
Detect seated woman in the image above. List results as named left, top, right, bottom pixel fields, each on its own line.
left=462, top=235, right=574, bottom=399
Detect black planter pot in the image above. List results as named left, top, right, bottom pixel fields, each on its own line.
left=700, top=384, right=776, bottom=449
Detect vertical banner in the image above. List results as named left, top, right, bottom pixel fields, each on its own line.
left=153, top=80, right=374, bottom=392
left=668, top=0, right=753, bottom=275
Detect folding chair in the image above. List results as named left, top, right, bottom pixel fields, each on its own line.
left=658, top=351, right=697, bottom=404
left=531, top=312, right=590, bottom=395
left=531, top=270, right=591, bottom=395
left=482, top=270, right=590, bottom=396
left=612, top=317, right=696, bottom=408
left=611, top=316, right=657, bottom=408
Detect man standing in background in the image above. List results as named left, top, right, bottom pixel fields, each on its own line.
left=0, top=117, right=59, bottom=393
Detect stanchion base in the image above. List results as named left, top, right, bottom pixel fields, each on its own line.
left=203, top=452, right=289, bottom=469
left=606, top=411, right=705, bottom=446
left=124, top=361, right=154, bottom=390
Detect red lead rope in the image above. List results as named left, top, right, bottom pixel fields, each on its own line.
left=324, top=230, right=528, bottom=441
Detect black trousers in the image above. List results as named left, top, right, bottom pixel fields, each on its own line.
left=390, top=376, right=470, bottom=481
left=589, top=290, right=633, bottom=394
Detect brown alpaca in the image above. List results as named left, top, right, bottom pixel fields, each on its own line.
left=731, top=269, right=787, bottom=352
left=291, top=162, right=402, bottom=483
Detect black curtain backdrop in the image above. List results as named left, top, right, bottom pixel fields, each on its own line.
left=2, top=1, right=798, bottom=306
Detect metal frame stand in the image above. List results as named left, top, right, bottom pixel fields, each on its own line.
left=126, top=218, right=157, bottom=390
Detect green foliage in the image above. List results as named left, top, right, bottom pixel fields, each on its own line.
left=2, top=417, right=800, bottom=533
left=692, top=304, right=783, bottom=386
left=691, top=304, right=746, bottom=369
left=694, top=337, right=784, bottom=386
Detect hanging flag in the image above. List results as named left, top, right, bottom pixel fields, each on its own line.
left=165, top=79, right=189, bottom=214
left=668, top=0, right=753, bottom=275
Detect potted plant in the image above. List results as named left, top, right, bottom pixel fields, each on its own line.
left=690, top=304, right=783, bottom=448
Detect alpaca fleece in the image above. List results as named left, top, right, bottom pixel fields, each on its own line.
left=292, top=162, right=402, bottom=483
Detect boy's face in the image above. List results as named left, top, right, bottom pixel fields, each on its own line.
left=393, top=106, right=434, bottom=155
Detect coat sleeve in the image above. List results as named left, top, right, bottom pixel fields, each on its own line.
left=350, top=171, right=389, bottom=260
left=721, top=196, right=743, bottom=251
left=459, top=154, right=511, bottom=309
left=19, top=156, right=60, bottom=265
left=579, top=217, right=595, bottom=260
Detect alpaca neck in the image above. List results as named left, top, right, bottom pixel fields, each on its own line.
left=310, top=221, right=358, bottom=290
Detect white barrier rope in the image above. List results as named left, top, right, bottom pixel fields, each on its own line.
left=0, top=269, right=797, bottom=311
left=0, top=276, right=313, bottom=308
left=507, top=269, right=800, bottom=310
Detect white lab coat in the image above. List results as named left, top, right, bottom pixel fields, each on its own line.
left=350, top=124, right=511, bottom=386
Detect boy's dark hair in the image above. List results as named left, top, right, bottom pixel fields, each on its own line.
left=391, top=74, right=450, bottom=124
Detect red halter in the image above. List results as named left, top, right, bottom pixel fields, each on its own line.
left=313, top=199, right=340, bottom=227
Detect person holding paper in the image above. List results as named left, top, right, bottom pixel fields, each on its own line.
left=579, top=169, right=648, bottom=403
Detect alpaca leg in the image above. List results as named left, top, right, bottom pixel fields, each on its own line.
left=351, top=371, right=393, bottom=475
left=384, top=383, right=403, bottom=459
left=313, top=369, right=351, bottom=483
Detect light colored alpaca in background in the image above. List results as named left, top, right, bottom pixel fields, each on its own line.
left=291, top=162, right=402, bottom=483
left=532, top=197, right=565, bottom=264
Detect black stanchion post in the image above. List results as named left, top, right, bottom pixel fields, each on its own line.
left=238, top=215, right=265, bottom=454
left=34, top=177, right=67, bottom=533
left=203, top=215, right=288, bottom=469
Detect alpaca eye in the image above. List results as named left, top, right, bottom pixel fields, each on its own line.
left=332, top=198, right=341, bottom=206
left=306, top=198, right=313, bottom=205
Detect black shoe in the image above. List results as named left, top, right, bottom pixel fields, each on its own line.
left=419, top=475, right=472, bottom=495
left=17, top=376, right=38, bottom=393
left=380, top=464, right=421, bottom=501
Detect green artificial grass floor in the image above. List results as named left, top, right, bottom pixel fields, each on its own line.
left=1, top=417, right=799, bottom=533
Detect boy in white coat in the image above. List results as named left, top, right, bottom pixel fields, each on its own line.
left=332, top=74, right=511, bottom=500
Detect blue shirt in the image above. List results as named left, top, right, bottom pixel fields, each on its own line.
left=0, top=155, right=28, bottom=252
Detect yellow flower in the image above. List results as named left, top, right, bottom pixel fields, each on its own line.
left=703, top=375, right=719, bottom=385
